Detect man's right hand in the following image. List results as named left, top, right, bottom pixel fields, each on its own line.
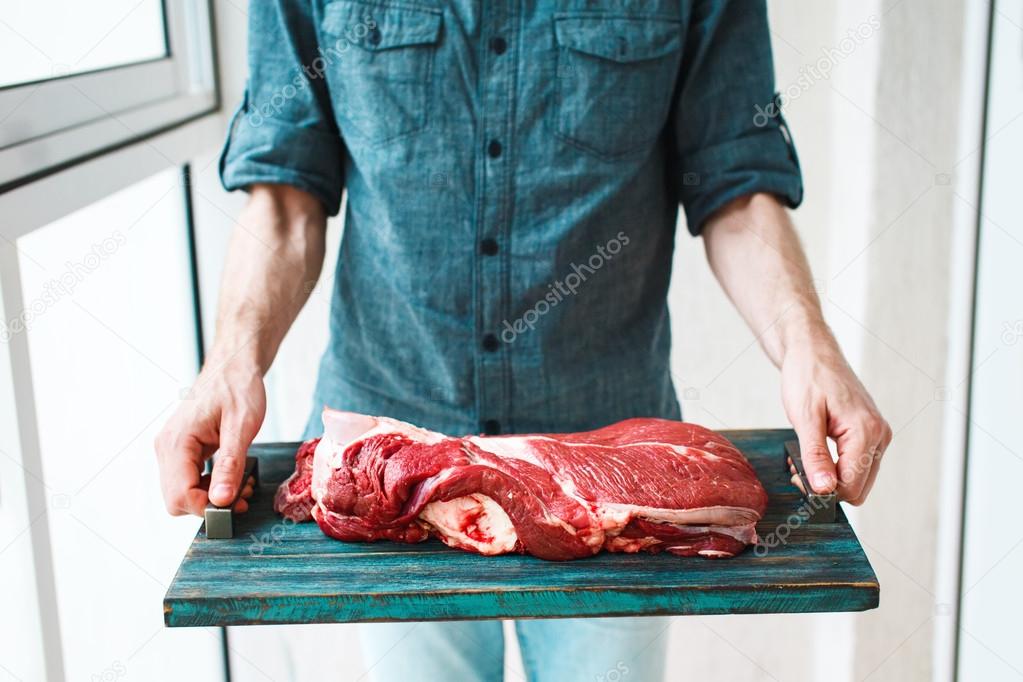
left=155, top=359, right=266, bottom=516
left=153, top=184, right=328, bottom=517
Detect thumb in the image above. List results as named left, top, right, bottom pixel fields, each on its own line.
left=208, top=413, right=258, bottom=507
left=793, top=405, right=837, bottom=494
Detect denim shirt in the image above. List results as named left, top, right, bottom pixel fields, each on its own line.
left=219, top=0, right=803, bottom=438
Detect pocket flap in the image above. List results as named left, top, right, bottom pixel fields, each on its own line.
left=324, top=0, right=442, bottom=51
left=554, top=15, right=681, bottom=63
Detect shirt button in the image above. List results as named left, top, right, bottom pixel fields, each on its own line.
left=490, top=37, right=507, bottom=55
left=367, top=27, right=382, bottom=46
left=483, top=419, right=501, bottom=435
left=487, top=139, right=502, bottom=158
left=480, top=238, right=499, bottom=256
left=482, top=333, right=500, bottom=352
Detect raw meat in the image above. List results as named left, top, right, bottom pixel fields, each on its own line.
left=274, top=409, right=768, bottom=560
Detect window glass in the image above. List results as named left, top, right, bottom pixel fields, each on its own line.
left=0, top=0, right=166, bottom=87
left=15, top=168, right=222, bottom=679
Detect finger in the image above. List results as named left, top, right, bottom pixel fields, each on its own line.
left=232, top=498, right=249, bottom=514
left=155, top=431, right=209, bottom=517
left=792, top=407, right=837, bottom=494
left=848, top=424, right=892, bottom=505
left=209, top=414, right=258, bottom=506
left=846, top=449, right=881, bottom=506
left=790, top=474, right=806, bottom=495
left=237, top=475, right=255, bottom=497
left=835, top=421, right=881, bottom=502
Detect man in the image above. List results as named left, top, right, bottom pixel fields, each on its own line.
left=156, top=1, right=892, bottom=680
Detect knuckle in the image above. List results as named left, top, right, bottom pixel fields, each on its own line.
left=852, top=449, right=875, bottom=471
left=239, top=411, right=261, bottom=432
left=861, top=415, right=882, bottom=435
left=215, top=452, right=242, bottom=472
left=798, top=406, right=824, bottom=427
left=220, top=420, right=246, bottom=444
left=839, top=474, right=865, bottom=496
left=803, top=444, right=831, bottom=462
left=165, top=495, right=184, bottom=516
left=840, top=473, right=866, bottom=497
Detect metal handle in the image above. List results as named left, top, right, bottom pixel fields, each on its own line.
left=203, top=456, right=259, bottom=539
left=784, top=440, right=837, bottom=523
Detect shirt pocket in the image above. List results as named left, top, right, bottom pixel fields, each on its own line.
left=553, top=14, right=682, bottom=159
left=322, top=0, right=442, bottom=146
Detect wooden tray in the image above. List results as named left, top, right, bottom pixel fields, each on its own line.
left=163, top=429, right=879, bottom=626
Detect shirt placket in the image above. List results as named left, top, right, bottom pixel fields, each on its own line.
left=475, top=5, right=514, bottom=436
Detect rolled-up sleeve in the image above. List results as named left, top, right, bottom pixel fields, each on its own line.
left=219, top=1, right=345, bottom=216
left=672, top=0, right=803, bottom=235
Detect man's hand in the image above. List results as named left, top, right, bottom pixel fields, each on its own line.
left=780, top=337, right=892, bottom=504
left=155, top=184, right=327, bottom=517
left=155, top=359, right=265, bottom=515
left=702, top=193, right=891, bottom=505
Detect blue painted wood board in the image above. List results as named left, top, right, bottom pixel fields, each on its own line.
left=163, top=429, right=879, bottom=626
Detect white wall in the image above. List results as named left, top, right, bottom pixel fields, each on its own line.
left=668, top=1, right=983, bottom=680
left=190, top=1, right=986, bottom=680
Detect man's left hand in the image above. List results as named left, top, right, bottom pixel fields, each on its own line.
left=780, top=337, right=892, bottom=505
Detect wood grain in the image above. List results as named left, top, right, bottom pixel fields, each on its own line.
left=163, top=430, right=879, bottom=626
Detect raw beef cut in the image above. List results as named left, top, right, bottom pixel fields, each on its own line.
left=274, top=409, right=768, bottom=560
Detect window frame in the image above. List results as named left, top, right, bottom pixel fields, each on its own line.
left=0, top=0, right=218, bottom=192
left=0, top=2, right=222, bottom=678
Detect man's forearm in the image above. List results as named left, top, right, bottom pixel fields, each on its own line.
left=701, top=192, right=836, bottom=366
left=155, top=184, right=327, bottom=515
left=207, top=184, right=328, bottom=375
left=701, top=192, right=890, bottom=503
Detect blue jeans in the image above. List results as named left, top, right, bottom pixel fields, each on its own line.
left=359, top=617, right=670, bottom=682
